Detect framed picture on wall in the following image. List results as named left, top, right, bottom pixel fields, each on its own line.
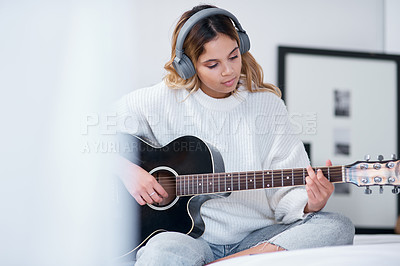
left=277, top=46, right=400, bottom=232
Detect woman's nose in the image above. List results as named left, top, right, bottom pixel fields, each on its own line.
left=221, top=62, right=234, bottom=76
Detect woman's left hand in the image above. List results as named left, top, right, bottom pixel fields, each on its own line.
left=304, top=160, right=335, bottom=213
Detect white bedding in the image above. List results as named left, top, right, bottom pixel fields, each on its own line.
left=212, top=235, right=400, bottom=266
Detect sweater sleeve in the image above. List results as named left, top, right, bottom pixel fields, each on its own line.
left=263, top=97, right=311, bottom=224
left=114, top=88, right=157, bottom=142
left=266, top=141, right=310, bottom=224
left=114, top=91, right=143, bottom=135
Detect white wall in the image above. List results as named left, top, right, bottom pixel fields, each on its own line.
left=385, top=0, right=400, bottom=54
left=0, top=0, right=399, bottom=264
left=127, top=0, right=392, bottom=92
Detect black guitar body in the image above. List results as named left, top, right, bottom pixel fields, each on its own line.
left=116, top=133, right=226, bottom=255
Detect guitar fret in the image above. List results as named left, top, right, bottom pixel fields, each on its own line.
left=253, top=171, right=256, bottom=189
left=207, top=174, right=210, bottom=193
left=231, top=173, right=233, bottom=192
left=186, top=175, right=188, bottom=195
left=246, top=172, right=248, bottom=190
left=184, top=175, right=187, bottom=195
left=303, top=168, right=305, bottom=185
left=212, top=173, right=214, bottom=193
left=272, top=170, right=274, bottom=187
left=177, top=176, right=179, bottom=195
left=261, top=172, right=264, bottom=188
left=182, top=176, right=184, bottom=195
left=197, top=174, right=199, bottom=194
left=211, top=174, right=213, bottom=192
left=215, top=173, right=218, bottom=192
left=214, top=173, right=220, bottom=192
left=262, top=170, right=265, bottom=188
left=292, top=168, right=294, bottom=186
left=224, top=173, right=227, bottom=192
left=218, top=173, right=221, bottom=191
left=328, top=167, right=330, bottom=182
left=181, top=176, right=183, bottom=195
left=187, top=175, right=190, bottom=195
left=187, top=176, right=189, bottom=195
left=221, top=173, right=224, bottom=192
left=238, top=172, right=241, bottom=191
left=200, top=175, right=204, bottom=194
left=226, top=173, right=230, bottom=191
left=218, top=174, right=223, bottom=192
left=281, top=169, right=284, bottom=187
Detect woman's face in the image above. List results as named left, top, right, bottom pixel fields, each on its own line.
left=195, top=34, right=242, bottom=98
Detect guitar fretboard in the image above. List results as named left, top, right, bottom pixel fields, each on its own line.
left=176, top=166, right=344, bottom=196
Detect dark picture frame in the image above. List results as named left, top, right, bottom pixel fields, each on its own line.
left=278, top=46, right=400, bottom=232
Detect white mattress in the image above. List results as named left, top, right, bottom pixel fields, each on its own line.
left=212, top=235, right=400, bottom=266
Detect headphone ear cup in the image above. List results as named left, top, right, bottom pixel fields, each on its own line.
left=172, top=53, right=196, bottom=80
left=238, top=31, right=250, bottom=54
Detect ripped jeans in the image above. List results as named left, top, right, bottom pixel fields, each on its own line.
left=134, top=212, right=355, bottom=266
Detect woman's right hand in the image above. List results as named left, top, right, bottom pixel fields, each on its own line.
left=117, top=156, right=168, bottom=205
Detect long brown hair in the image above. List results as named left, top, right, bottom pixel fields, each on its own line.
left=164, top=5, right=281, bottom=97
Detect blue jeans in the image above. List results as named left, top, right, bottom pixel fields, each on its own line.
left=134, top=212, right=354, bottom=266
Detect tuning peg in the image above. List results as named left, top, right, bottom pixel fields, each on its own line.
left=392, top=187, right=400, bottom=194
left=377, top=155, right=384, bottom=161
left=391, top=154, right=397, bottom=160
left=364, top=186, right=372, bottom=194
left=364, top=155, right=371, bottom=161
left=387, top=161, right=395, bottom=168
left=379, top=186, right=384, bottom=194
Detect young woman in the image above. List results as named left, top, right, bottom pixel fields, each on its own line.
left=115, top=4, right=354, bottom=265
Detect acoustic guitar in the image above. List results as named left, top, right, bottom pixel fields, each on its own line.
left=114, top=133, right=400, bottom=258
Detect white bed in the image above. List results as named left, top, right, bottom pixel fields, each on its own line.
left=212, top=234, right=400, bottom=266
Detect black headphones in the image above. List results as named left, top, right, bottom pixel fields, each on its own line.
left=172, top=8, right=250, bottom=80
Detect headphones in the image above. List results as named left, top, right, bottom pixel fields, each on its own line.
left=172, top=8, right=250, bottom=80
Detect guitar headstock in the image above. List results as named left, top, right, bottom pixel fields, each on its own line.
left=344, top=155, right=400, bottom=194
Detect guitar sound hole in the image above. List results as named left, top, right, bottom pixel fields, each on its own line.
left=152, top=169, right=177, bottom=208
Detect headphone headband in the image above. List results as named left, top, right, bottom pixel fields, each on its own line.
left=175, top=8, right=246, bottom=62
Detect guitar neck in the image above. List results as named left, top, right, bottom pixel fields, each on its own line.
left=176, top=166, right=344, bottom=196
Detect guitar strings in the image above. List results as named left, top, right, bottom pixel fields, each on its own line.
left=152, top=167, right=343, bottom=181
left=155, top=178, right=345, bottom=189
left=150, top=169, right=345, bottom=192
left=157, top=168, right=343, bottom=180
left=154, top=169, right=344, bottom=183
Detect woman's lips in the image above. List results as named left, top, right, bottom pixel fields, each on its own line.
left=222, top=77, right=236, bottom=87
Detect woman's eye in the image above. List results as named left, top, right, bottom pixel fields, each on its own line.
left=207, top=64, right=218, bottom=69
left=230, top=55, right=238, bottom=60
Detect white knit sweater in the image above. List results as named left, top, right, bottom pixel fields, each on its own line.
left=115, top=81, right=310, bottom=245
